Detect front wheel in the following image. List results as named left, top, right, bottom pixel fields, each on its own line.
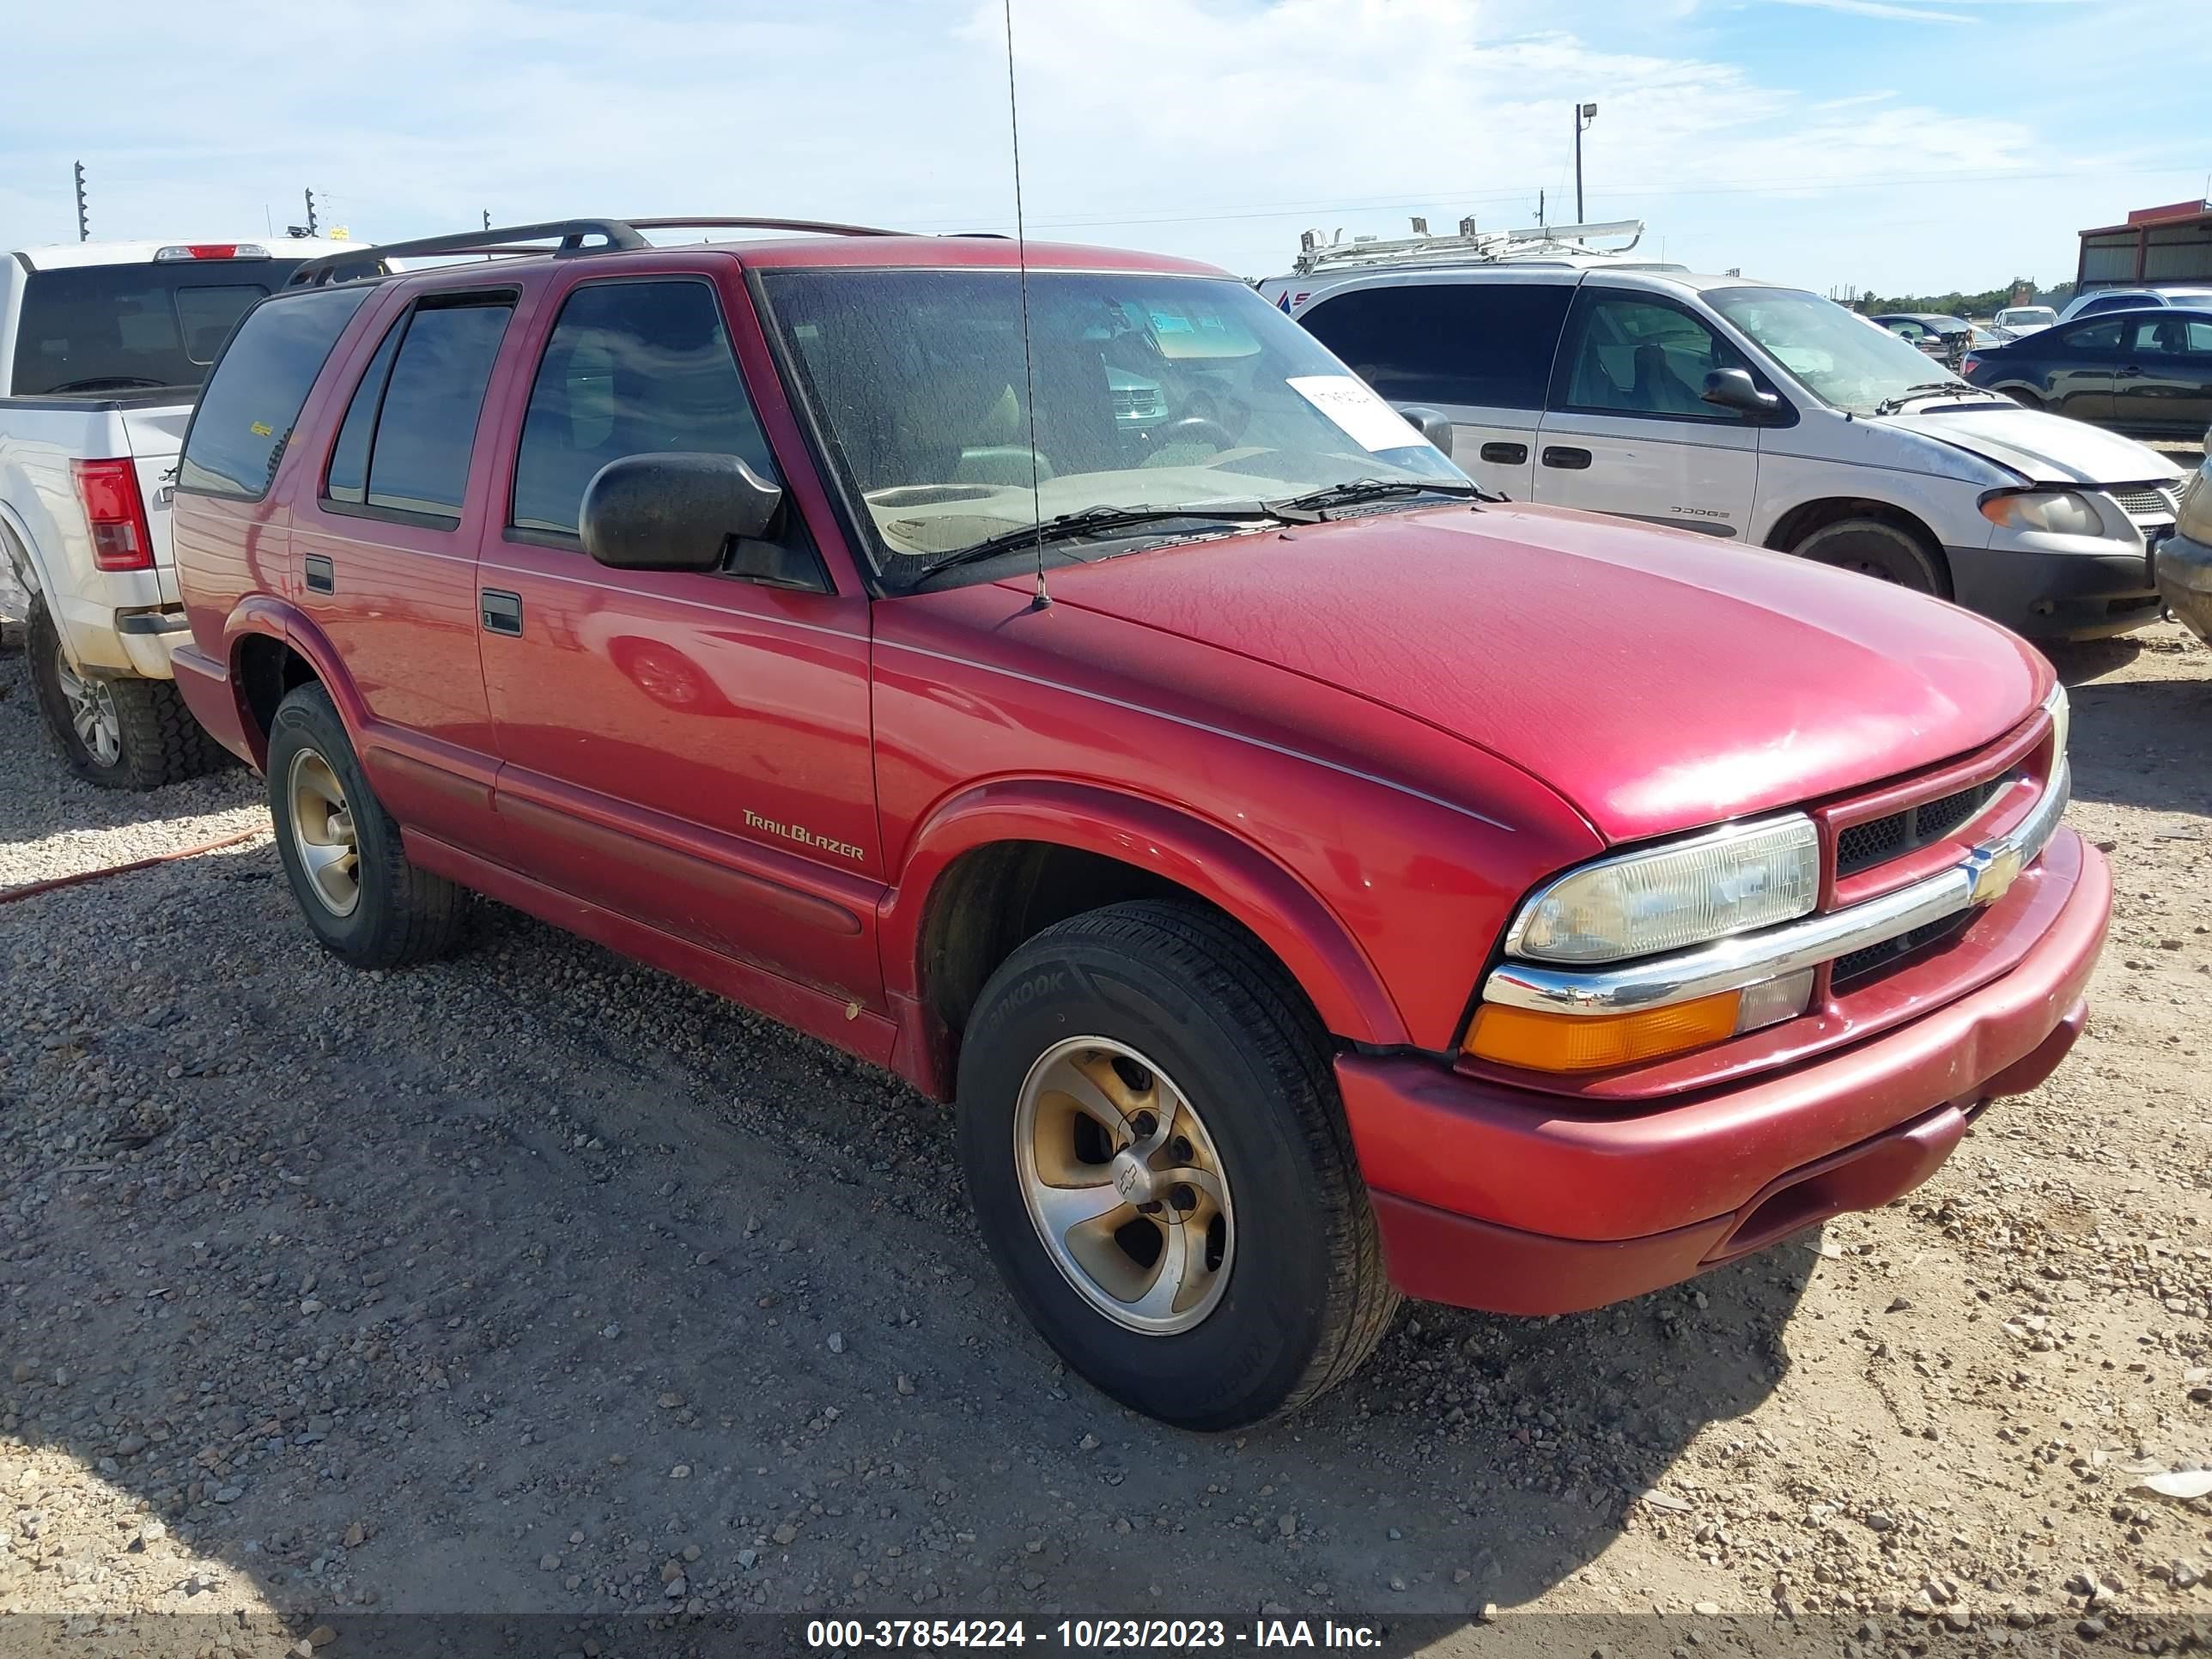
left=1790, top=516, right=1948, bottom=596
left=955, top=901, right=1398, bottom=1429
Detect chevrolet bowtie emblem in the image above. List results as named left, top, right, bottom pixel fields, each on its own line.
left=1967, top=844, right=2023, bottom=907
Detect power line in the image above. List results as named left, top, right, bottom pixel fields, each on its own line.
left=951, top=160, right=2206, bottom=234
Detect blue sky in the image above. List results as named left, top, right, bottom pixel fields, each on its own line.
left=0, top=0, right=2204, bottom=296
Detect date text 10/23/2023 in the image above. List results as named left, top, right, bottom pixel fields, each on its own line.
left=804, top=1620, right=1385, bottom=1649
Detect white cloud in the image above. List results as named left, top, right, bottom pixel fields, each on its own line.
left=1762, top=0, right=1973, bottom=23
left=0, top=0, right=2199, bottom=294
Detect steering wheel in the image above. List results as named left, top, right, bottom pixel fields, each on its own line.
left=1154, top=416, right=1237, bottom=452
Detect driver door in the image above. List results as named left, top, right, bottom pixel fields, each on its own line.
left=474, top=269, right=886, bottom=1007
left=1534, top=287, right=1764, bottom=541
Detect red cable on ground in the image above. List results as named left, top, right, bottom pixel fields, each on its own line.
left=0, top=829, right=261, bottom=906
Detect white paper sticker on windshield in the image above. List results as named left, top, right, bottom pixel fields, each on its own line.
left=1288, top=375, right=1431, bottom=453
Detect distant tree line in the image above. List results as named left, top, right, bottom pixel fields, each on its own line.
left=1850, top=280, right=2077, bottom=318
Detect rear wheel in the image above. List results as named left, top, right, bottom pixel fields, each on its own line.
left=2004, top=387, right=2045, bottom=412
left=1790, top=516, right=1948, bottom=596
left=266, top=682, right=464, bottom=969
left=955, top=900, right=1398, bottom=1429
left=27, top=602, right=228, bottom=789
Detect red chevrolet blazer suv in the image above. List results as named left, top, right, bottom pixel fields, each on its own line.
left=167, top=217, right=2109, bottom=1428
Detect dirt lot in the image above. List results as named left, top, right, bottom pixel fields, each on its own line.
left=1, top=587, right=2207, bottom=1656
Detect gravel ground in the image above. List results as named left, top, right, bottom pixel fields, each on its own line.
left=1, top=597, right=2207, bottom=1656
left=0, top=571, right=265, bottom=895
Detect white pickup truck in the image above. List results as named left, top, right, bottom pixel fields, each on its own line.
left=1, top=235, right=366, bottom=786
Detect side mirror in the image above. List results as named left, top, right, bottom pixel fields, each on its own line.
left=1701, top=368, right=1783, bottom=420
left=1393, top=404, right=1455, bottom=457
left=580, top=452, right=783, bottom=573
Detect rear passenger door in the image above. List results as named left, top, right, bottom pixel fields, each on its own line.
left=289, top=283, right=519, bottom=849
left=1534, top=287, right=1765, bottom=541
left=474, top=271, right=885, bottom=1006
left=1296, top=277, right=1572, bottom=500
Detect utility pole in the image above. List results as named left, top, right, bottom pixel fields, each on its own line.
left=74, top=161, right=88, bottom=242
left=483, top=209, right=491, bottom=231
left=303, top=187, right=319, bottom=236
left=1573, top=102, right=1598, bottom=223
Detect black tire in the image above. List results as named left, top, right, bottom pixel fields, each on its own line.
left=955, top=900, right=1398, bottom=1429
left=1790, top=516, right=1948, bottom=596
left=266, top=682, right=464, bottom=969
left=27, top=602, right=229, bottom=789
left=2004, top=387, right=2045, bottom=413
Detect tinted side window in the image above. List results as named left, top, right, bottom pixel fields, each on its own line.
left=2057, top=319, right=2124, bottom=352
left=1559, top=294, right=1750, bottom=419
left=356, top=298, right=514, bottom=520
left=2080, top=295, right=2142, bottom=316
left=178, top=286, right=373, bottom=501
left=1298, top=283, right=1571, bottom=410
left=2128, top=316, right=2212, bottom=355
left=324, top=319, right=406, bottom=506
left=511, top=281, right=775, bottom=538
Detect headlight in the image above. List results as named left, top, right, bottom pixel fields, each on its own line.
left=1980, top=490, right=2103, bottom=537
left=1504, top=816, right=1821, bottom=965
left=2043, top=682, right=2069, bottom=763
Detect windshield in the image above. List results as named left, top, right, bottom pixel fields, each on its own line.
left=759, top=269, right=1466, bottom=588
left=1708, top=288, right=1992, bottom=416
left=10, top=260, right=304, bottom=396
left=2000, top=308, right=2055, bottom=327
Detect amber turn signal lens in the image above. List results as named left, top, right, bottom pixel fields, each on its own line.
left=1462, top=989, right=1743, bottom=1073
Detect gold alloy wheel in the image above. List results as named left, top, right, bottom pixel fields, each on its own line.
left=287, top=749, right=361, bottom=917
left=1013, top=1036, right=1235, bottom=1335
left=52, top=647, right=122, bottom=768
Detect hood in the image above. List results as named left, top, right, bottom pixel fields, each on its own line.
left=1878, top=404, right=2182, bottom=486
left=1021, top=503, right=2048, bottom=843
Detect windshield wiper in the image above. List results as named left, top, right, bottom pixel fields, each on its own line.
left=1873, top=380, right=1982, bottom=416
left=1264, top=477, right=1495, bottom=514
left=912, top=503, right=1299, bottom=584
left=42, top=375, right=173, bottom=393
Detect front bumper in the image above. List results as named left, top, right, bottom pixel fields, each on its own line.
left=2155, top=528, right=2212, bottom=647
left=1945, top=544, right=2162, bottom=641
left=1338, top=829, right=2109, bottom=1315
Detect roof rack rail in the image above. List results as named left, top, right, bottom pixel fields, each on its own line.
left=285, top=215, right=904, bottom=288
left=1291, top=216, right=1649, bottom=276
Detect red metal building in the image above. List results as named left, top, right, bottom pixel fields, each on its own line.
left=2076, top=199, right=2212, bottom=292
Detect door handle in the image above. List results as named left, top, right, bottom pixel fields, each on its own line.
left=2116, top=364, right=2143, bottom=378
left=304, top=555, right=335, bottom=595
left=1479, top=441, right=1530, bottom=465
left=1541, top=446, right=1593, bottom=471
left=480, top=589, right=524, bottom=637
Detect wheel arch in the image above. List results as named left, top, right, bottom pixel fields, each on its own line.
left=223, top=600, right=368, bottom=769
left=883, top=781, right=1411, bottom=1096
left=1765, top=496, right=1952, bottom=591
left=0, top=503, right=52, bottom=604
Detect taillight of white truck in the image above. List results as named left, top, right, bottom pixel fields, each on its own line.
left=70, top=458, right=155, bottom=571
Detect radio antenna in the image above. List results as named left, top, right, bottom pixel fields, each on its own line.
left=1001, top=0, right=1049, bottom=610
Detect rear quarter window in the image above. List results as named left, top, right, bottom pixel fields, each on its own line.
left=179, top=287, right=374, bottom=501
left=1299, top=283, right=1571, bottom=411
